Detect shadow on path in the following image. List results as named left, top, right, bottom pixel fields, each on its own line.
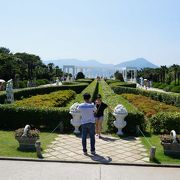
left=99, top=136, right=118, bottom=142
left=86, top=153, right=112, bottom=163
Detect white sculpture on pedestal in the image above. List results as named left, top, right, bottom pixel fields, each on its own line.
left=113, top=104, right=128, bottom=135
left=6, top=79, right=14, bottom=103
left=69, top=102, right=81, bottom=134
left=22, top=125, right=31, bottom=137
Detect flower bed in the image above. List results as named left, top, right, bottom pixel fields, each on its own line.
left=14, top=90, right=76, bottom=108
left=112, top=86, right=180, bottom=107
left=121, top=94, right=180, bottom=118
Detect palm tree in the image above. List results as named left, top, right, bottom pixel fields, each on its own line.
left=171, top=64, right=179, bottom=85
left=160, top=65, right=168, bottom=83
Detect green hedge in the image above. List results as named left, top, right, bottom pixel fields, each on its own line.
left=150, top=112, right=180, bottom=134
left=75, top=79, right=93, bottom=84
left=112, top=86, right=180, bottom=107
left=99, top=80, right=145, bottom=134
left=153, top=82, right=180, bottom=93
left=0, top=105, right=73, bottom=131
left=0, top=83, right=88, bottom=104
left=68, top=79, right=98, bottom=107
left=14, top=90, right=76, bottom=108
left=105, top=79, right=123, bottom=84
left=110, top=82, right=137, bottom=88
left=0, top=81, right=97, bottom=131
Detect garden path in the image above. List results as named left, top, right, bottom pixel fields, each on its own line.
left=43, top=134, right=149, bottom=164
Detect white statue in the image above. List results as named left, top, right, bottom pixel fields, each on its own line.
left=22, top=125, right=31, bottom=137
left=170, top=130, right=177, bottom=143
left=56, top=77, right=60, bottom=86
left=6, top=79, right=14, bottom=103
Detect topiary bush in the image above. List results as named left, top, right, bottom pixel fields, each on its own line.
left=150, top=112, right=180, bottom=134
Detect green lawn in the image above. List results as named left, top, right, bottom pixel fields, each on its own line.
left=141, top=135, right=180, bottom=164
left=0, top=130, right=58, bottom=158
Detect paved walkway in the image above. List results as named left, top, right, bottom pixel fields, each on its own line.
left=1, top=160, right=180, bottom=180
left=137, top=84, right=172, bottom=93
left=43, top=134, right=149, bottom=163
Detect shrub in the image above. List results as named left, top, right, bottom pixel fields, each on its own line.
left=105, top=79, right=123, bottom=85
left=18, top=80, right=28, bottom=88
left=0, top=81, right=96, bottom=131
left=36, top=79, right=49, bottom=86
left=110, top=82, right=136, bottom=88
left=171, top=86, right=180, bottom=93
left=158, top=84, right=167, bottom=89
left=14, top=90, right=76, bottom=108
left=160, top=134, right=180, bottom=143
left=15, top=128, right=40, bottom=138
left=150, top=112, right=180, bottom=134
left=152, top=82, right=161, bottom=88
left=163, top=85, right=174, bottom=92
left=0, top=105, right=73, bottom=131
left=99, top=80, right=145, bottom=134
left=75, top=79, right=93, bottom=84
left=68, top=79, right=98, bottom=106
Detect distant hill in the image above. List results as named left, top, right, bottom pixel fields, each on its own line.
left=43, top=59, right=114, bottom=68
left=43, top=58, right=158, bottom=70
left=115, top=58, right=158, bottom=69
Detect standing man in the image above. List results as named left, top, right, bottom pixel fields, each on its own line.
left=78, top=93, right=97, bottom=155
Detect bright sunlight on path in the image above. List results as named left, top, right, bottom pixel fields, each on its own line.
left=43, top=134, right=149, bottom=163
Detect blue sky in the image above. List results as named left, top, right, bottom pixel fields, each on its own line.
left=0, top=0, right=180, bottom=66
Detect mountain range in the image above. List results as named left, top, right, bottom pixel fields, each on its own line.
left=43, top=58, right=158, bottom=70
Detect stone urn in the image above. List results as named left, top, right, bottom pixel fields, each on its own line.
left=15, top=125, right=39, bottom=150
left=160, top=130, right=180, bottom=156
left=113, top=104, right=128, bottom=135
left=15, top=136, right=39, bottom=150
left=69, top=103, right=81, bottom=134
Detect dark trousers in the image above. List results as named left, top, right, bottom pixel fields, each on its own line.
left=81, top=123, right=95, bottom=152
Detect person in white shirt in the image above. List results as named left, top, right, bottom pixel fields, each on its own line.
left=78, top=93, right=97, bottom=155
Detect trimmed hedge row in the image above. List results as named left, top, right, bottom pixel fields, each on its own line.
left=0, top=80, right=98, bottom=131
left=75, top=79, right=93, bottom=84
left=99, top=80, right=145, bottom=134
left=105, top=79, right=123, bottom=84
left=67, top=79, right=98, bottom=107
left=0, top=105, right=72, bottom=132
left=112, top=86, right=180, bottom=107
left=109, top=82, right=137, bottom=88
left=0, top=83, right=88, bottom=104
left=150, top=112, right=180, bottom=134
